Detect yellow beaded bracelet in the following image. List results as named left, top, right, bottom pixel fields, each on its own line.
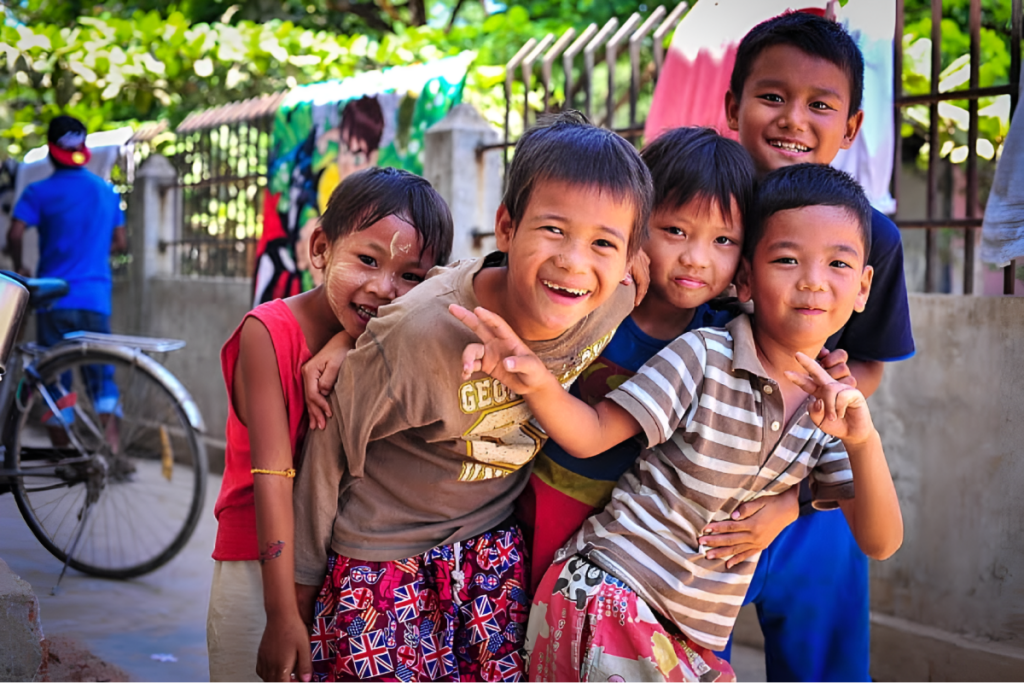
left=250, top=467, right=296, bottom=478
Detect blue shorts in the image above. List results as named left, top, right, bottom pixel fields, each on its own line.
left=36, top=308, right=120, bottom=422
left=719, top=509, right=870, bottom=682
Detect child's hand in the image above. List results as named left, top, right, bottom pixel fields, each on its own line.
left=302, top=331, right=355, bottom=430
left=817, top=347, right=856, bottom=387
left=256, top=614, right=313, bottom=682
left=296, top=583, right=319, bottom=628
left=786, top=352, right=875, bottom=445
left=623, top=250, right=651, bottom=306
left=697, top=486, right=799, bottom=568
left=449, top=304, right=553, bottom=395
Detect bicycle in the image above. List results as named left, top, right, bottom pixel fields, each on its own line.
left=0, top=271, right=208, bottom=585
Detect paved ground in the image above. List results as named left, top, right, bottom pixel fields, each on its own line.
left=1, top=480, right=216, bottom=682
left=1, top=473, right=766, bottom=682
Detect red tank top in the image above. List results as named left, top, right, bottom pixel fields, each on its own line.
left=212, top=299, right=311, bottom=561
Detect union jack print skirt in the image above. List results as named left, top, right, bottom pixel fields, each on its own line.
left=310, top=520, right=529, bottom=682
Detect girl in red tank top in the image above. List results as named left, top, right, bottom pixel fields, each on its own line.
left=207, top=167, right=452, bottom=682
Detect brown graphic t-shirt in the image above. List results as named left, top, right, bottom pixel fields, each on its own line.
left=294, top=253, right=634, bottom=584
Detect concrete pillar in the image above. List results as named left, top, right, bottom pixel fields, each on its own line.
left=0, top=558, right=42, bottom=682
left=126, top=154, right=179, bottom=334
left=423, top=104, right=503, bottom=262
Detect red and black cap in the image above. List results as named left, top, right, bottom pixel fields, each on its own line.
left=47, top=115, right=91, bottom=167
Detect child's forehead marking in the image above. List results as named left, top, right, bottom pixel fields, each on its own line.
left=390, top=230, right=413, bottom=257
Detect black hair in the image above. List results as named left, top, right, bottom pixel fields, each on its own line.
left=503, top=110, right=653, bottom=259
left=730, top=12, right=864, bottom=116
left=746, top=163, right=871, bottom=261
left=320, top=166, right=453, bottom=266
left=641, top=126, right=756, bottom=227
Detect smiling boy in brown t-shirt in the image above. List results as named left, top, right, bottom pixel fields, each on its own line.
left=292, top=111, right=652, bottom=681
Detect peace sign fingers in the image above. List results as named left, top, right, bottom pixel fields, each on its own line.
left=449, top=304, right=547, bottom=393
left=784, top=352, right=872, bottom=442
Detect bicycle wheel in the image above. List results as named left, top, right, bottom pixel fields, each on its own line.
left=6, top=347, right=207, bottom=579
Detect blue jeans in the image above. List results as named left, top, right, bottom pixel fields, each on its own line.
left=36, top=308, right=120, bottom=423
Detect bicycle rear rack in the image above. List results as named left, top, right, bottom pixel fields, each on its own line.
left=61, top=331, right=186, bottom=353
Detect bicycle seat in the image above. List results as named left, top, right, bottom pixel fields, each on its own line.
left=0, top=271, right=69, bottom=309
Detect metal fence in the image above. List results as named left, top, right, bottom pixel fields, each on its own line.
left=487, top=2, right=691, bottom=174
left=894, top=0, right=1021, bottom=294
left=497, top=0, right=1023, bottom=295
left=158, top=94, right=282, bottom=278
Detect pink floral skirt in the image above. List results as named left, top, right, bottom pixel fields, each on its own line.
left=526, top=555, right=736, bottom=682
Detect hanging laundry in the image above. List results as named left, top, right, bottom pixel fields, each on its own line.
left=645, top=0, right=895, bottom=212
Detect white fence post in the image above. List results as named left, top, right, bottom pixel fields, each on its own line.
left=126, top=154, right=178, bottom=334
left=424, top=104, right=503, bottom=262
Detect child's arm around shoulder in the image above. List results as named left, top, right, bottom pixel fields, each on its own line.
left=450, top=305, right=641, bottom=458
left=235, top=318, right=313, bottom=682
left=302, top=330, right=356, bottom=431
left=785, top=353, right=903, bottom=560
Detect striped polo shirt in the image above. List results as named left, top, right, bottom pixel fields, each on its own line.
left=560, top=313, right=855, bottom=651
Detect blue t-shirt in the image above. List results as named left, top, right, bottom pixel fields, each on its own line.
left=543, top=303, right=734, bottom=483
left=13, top=168, right=124, bottom=315
left=826, top=207, right=915, bottom=362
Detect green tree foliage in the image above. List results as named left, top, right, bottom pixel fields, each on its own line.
left=3, top=1, right=1017, bottom=163
left=2, top=0, right=431, bottom=36
left=0, top=1, right=623, bottom=157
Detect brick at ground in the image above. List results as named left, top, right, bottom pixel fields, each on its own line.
left=0, top=556, right=42, bottom=682
left=36, top=635, right=131, bottom=682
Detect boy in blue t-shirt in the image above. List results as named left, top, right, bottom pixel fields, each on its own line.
left=7, top=115, right=127, bottom=431
left=710, top=12, right=916, bottom=681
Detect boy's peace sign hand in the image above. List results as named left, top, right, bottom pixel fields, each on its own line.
left=449, top=304, right=553, bottom=395
left=785, top=352, right=875, bottom=445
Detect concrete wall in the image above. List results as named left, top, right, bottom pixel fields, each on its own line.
left=424, top=104, right=502, bottom=261
left=864, top=293, right=1024, bottom=678
left=111, top=276, right=251, bottom=471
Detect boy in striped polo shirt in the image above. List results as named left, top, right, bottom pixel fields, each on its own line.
left=451, top=163, right=903, bottom=682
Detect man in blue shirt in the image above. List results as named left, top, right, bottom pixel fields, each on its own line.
left=7, top=115, right=127, bottom=436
